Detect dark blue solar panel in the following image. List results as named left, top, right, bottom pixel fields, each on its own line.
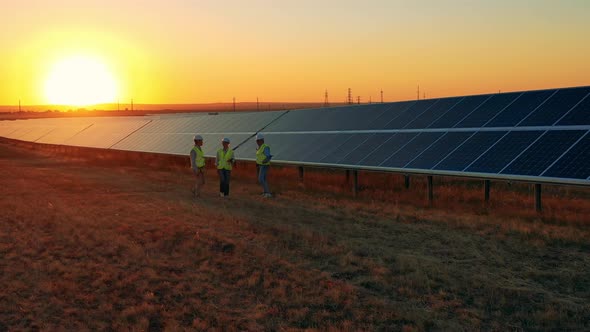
left=319, top=133, right=373, bottom=164
left=299, top=133, right=353, bottom=162
left=263, top=105, right=386, bottom=132
left=262, top=110, right=327, bottom=132
left=556, top=93, right=590, bottom=126
left=518, top=87, right=590, bottom=126
left=357, top=132, right=417, bottom=167
left=404, top=98, right=463, bottom=129
left=455, top=92, right=521, bottom=128
left=272, top=134, right=320, bottom=161
left=406, top=132, right=474, bottom=169
left=543, top=132, right=590, bottom=179
left=466, top=131, right=543, bottom=174
left=380, top=132, right=445, bottom=167
left=383, top=99, right=438, bottom=129
left=485, top=89, right=555, bottom=127
left=329, top=104, right=391, bottom=130
left=501, top=130, right=585, bottom=176
left=429, top=95, right=491, bottom=129
left=434, top=131, right=506, bottom=171
left=339, top=133, right=395, bottom=165
left=366, top=101, right=416, bottom=130
left=260, top=134, right=290, bottom=158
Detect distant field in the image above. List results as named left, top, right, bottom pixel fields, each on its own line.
left=0, top=141, right=589, bottom=330
left=0, top=101, right=331, bottom=120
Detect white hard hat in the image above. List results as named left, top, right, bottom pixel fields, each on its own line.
left=193, top=135, right=203, bottom=141
left=222, top=137, right=230, bottom=143
left=256, top=133, right=264, bottom=140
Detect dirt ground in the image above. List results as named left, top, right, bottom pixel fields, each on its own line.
left=0, top=141, right=589, bottom=331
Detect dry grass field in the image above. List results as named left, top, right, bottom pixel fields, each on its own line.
left=0, top=141, right=589, bottom=331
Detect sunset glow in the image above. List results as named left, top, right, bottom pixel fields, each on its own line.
left=44, top=56, right=118, bottom=106
left=1, top=0, right=589, bottom=107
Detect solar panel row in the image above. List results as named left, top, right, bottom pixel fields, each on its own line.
left=252, top=130, right=590, bottom=181
left=1, top=86, right=589, bottom=185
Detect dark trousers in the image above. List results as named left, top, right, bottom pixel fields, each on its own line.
left=218, top=169, right=231, bottom=196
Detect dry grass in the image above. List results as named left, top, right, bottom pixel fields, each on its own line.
left=0, top=141, right=589, bottom=330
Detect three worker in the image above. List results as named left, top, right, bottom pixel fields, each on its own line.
left=188, top=133, right=272, bottom=198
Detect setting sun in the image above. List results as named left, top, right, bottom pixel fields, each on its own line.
left=44, top=55, right=118, bottom=106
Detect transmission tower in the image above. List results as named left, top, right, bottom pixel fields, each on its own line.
left=357, top=96, right=360, bottom=104
left=380, top=90, right=384, bottom=103
left=347, top=88, right=353, bottom=105
left=323, top=89, right=329, bottom=107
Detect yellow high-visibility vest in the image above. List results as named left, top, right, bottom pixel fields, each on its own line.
left=256, top=144, right=270, bottom=165
left=192, top=146, right=206, bottom=168
left=217, top=148, right=234, bottom=170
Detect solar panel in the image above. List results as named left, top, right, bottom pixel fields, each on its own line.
left=403, top=97, right=463, bottom=129
left=555, top=93, right=590, bottom=126
left=429, top=94, right=491, bottom=129
left=384, top=99, right=439, bottom=129
left=542, top=132, right=590, bottom=179
left=466, top=131, right=543, bottom=174
left=406, top=132, right=474, bottom=169
left=338, top=133, right=392, bottom=165
left=434, top=131, right=506, bottom=171
left=456, top=92, right=521, bottom=128
left=64, top=118, right=151, bottom=149
left=381, top=132, right=445, bottom=167
left=299, top=133, right=355, bottom=163
left=501, top=130, right=585, bottom=176
left=366, top=101, right=416, bottom=129
left=518, top=87, right=590, bottom=126
left=358, top=132, right=418, bottom=167
left=319, top=133, right=374, bottom=164
left=484, top=89, right=555, bottom=127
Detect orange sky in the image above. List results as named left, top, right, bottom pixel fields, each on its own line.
left=1, top=0, right=589, bottom=106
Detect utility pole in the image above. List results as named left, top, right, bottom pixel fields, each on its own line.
left=381, top=90, right=384, bottom=103
left=357, top=96, right=360, bottom=104
left=417, top=85, right=420, bottom=100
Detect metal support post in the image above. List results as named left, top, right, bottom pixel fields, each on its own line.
left=352, top=170, right=359, bottom=197
left=427, top=176, right=434, bottom=206
left=484, top=180, right=490, bottom=203
left=534, top=183, right=542, bottom=213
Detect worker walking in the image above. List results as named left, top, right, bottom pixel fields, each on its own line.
left=216, top=137, right=235, bottom=197
left=189, top=135, right=206, bottom=198
left=255, top=133, right=272, bottom=198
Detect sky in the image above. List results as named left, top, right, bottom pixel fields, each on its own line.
left=1, top=0, right=589, bottom=106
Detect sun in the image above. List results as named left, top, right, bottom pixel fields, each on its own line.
left=44, top=55, right=119, bottom=106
